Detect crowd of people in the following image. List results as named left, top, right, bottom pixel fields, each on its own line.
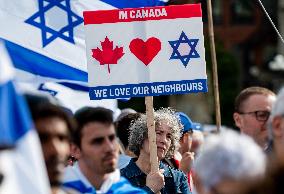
left=2, top=85, right=284, bottom=194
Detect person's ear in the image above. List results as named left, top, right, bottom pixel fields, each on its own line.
left=272, top=116, right=284, bottom=138
left=233, top=112, right=242, bottom=129
left=181, top=133, right=188, bottom=144
left=183, top=132, right=192, bottom=148
left=70, top=143, right=81, bottom=159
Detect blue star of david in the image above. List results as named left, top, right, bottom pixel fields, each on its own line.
left=25, top=0, right=83, bottom=47
left=168, top=31, right=200, bottom=67
left=38, top=83, right=58, bottom=96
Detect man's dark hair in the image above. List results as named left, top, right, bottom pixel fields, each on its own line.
left=234, top=86, right=275, bottom=113
left=115, top=113, right=141, bottom=149
left=73, top=107, right=113, bottom=147
left=31, top=103, right=76, bottom=140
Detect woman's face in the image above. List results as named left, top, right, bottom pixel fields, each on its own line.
left=141, top=121, right=172, bottom=160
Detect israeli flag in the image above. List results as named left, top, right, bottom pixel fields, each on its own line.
left=0, top=0, right=166, bottom=112
left=0, top=0, right=166, bottom=86
left=0, top=41, right=50, bottom=194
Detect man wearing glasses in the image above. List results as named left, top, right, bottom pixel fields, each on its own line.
left=233, top=86, right=276, bottom=149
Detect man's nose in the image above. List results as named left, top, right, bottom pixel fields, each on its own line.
left=104, top=137, right=116, bottom=151
left=49, top=138, right=62, bottom=155
left=262, top=121, right=269, bottom=129
left=260, top=119, right=268, bottom=127
left=157, top=134, right=166, bottom=144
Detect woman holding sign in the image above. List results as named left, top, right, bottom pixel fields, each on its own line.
left=121, top=108, right=191, bottom=194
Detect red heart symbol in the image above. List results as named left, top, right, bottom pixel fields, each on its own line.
left=129, top=37, right=161, bottom=66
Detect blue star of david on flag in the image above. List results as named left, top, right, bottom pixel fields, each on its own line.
left=169, top=31, right=200, bottom=67
left=25, top=0, right=83, bottom=47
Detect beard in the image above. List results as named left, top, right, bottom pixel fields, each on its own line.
left=46, top=156, right=67, bottom=186
left=101, top=153, right=117, bottom=173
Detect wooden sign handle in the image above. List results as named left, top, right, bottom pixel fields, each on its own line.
left=145, top=96, right=159, bottom=172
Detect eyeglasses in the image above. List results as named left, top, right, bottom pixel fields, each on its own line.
left=238, top=110, right=270, bottom=122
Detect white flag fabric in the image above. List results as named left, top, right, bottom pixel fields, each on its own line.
left=0, top=41, right=50, bottom=194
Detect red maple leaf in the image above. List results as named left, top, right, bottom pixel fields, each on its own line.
left=91, top=37, right=124, bottom=73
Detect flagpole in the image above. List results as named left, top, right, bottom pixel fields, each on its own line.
left=207, top=0, right=221, bottom=132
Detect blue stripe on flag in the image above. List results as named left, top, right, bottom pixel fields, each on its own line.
left=0, top=80, right=32, bottom=147
left=4, top=40, right=88, bottom=82
left=100, top=0, right=166, bottom=8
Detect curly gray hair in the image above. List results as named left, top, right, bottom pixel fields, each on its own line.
left=128, top=107, right=182, bottom=158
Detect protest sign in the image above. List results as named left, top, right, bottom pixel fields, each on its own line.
left=84, top=4, right=207, bottom=100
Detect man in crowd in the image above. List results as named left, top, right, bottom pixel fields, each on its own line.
left=176, top=112, right=202, bottom=191
left=176, top=112, right=202, bottom=168
left=30, top=100, right=77, bottom=194
left=233, top=86, right=276, bottom=149
left=190, top=130, right=204, bottom=155
left=121, top=108, right=191, bottom=194
left=63, top=107, right=145, bottom=193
